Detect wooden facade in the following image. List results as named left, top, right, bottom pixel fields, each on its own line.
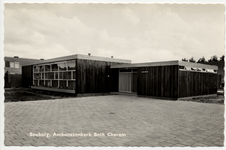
left=76, top=59, right=123, bottom=94
left=22, top=54, right=130, bottom=94
left=111, top=60, right=218, bottom=99
left=22, top=56, right=218, bottom=99
left=178, top=71, right=218, bottom=98
left=137, top=66, right=178, bottom=98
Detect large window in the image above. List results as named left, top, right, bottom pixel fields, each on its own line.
left=6, top=61, right=20, bottom=68
left=33, top=60, right=76, bottom=90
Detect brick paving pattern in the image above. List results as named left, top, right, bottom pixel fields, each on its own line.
left=4, top=95, right=224, bottom=147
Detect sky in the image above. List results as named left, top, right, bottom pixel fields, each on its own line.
left=4, top=3, right=225, bottom=63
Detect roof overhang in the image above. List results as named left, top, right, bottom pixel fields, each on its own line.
left=111, top=60, right=218, bottom=70
left=23, top=54, right=131, bottom=66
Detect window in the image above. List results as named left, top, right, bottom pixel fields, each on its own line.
left=51, top=64, right=58, bottom=71
left=5, top=61, right=10, bottom=67
left=39, top=66, right=44, bottom=72
left=10, top=62, right=14, bottom=68
left=34, top=66, right=39, bottom=72
left=6, top=61, right=20, bottom=68
left=15, top=62, right=19, bottom=68
left=45, top=65, right=51, bottom=72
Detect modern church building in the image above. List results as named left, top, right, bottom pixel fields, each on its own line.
left=22, top=54, right=218, bottom=100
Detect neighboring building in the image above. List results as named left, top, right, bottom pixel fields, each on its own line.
left=4, top=56, right=43, bottom=88
left=202, top=61, right=224, bottom=88
left=22, top=54, right=218, bottom=99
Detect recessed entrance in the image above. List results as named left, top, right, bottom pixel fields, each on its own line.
left=119, top=69, right=137, bottom=93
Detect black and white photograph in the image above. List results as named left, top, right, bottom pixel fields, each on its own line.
left=1, top=0, right=225, bottom=149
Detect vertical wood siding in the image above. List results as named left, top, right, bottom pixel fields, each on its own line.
left=178, top=71, right=218, bottom=97
left=22, top=65, right=33, bottom=88
left=137, top=65, right=179, bottom=98
left=77, top=59, right=124, bottom=94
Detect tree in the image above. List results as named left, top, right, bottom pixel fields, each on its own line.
left=211, top=55, right=218, bottom=61
left=182, top=58, right=188, bottom=62
left=208, top=55, right=218, bottom=62
left=189, top=57, right=196, bottom=63
left=197, top=56, right=206, bottom=63
left=220, top=55, right=225, bottom=61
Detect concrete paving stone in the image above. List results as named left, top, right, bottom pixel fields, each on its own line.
left=45, top=142, right=59, bottom=146
left=157, top=141, right=174, bottom=147
left=4, top=140, right=13, bottom=146
left=171, top=143, right=187, bottom=147
left=214, top=141, right=224, bottom=146
left=165, top=139, right=180, bottom=144
left=192, top=143, right=209, bottom=147
left=4, top=95, right=224, bottom=147
left=197, top=140, right=217, bottom=146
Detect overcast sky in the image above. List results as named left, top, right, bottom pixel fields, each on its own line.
left=4, top=3, right=225, bottom=63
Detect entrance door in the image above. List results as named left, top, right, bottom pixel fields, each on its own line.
left=119, top=72, right=132, bottom=92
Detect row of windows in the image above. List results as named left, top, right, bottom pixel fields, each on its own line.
left=5, top=61, right=20, bottom=68
left=179, top=66, right=217, bottom=73
left=33, top=80, right=75, bottom=89
left=33, top=60, right=76, bottom=90
left=33, top=71, right=76, bottom=80
left=34, top=60, right=75, bottom=72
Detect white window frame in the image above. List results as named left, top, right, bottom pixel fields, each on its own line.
left=15, top=62, right=20, bottom=68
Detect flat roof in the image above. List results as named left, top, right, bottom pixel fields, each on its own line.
left=24, top=54, right=131, bottom=66
left=111, top=60, right=218, bottom=70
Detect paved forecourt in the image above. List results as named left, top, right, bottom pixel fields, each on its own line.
left=4, top=95, right=224, bottom=147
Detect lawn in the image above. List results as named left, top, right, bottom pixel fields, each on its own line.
left=4, top=88, right=76, bottom=102
left=4, top=88, right=224, bottom=104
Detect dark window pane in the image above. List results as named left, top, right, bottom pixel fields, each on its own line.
left=5, top=61, right=10, bottom=67
left=41, top=73, right=44, bottom=79
left=68, top=81, right=75, bottom=90
left=45, top=73, right=48, bottom=79
left=59, top=72, right=63, bottom=79
left=49, top=72, right=54, bottom=79
left=59, top=80, right=66, bottom=89
left=34, top=80, right=38, bottom=86
left=51, top=64, right=58, bottom=71
left=39, top=80, right=44, bottom=86
left=55, top=72, right=58, bottom=79
left=45, top=65, right=51, bottom=71
left=45, top=80, right=51, bottom=87
left=73, top=71, right=76, bottom=79
left=45, top=72, right=54, bottom=79
left=66, top=71, right=71, bottom=79
left=52, top=80, right=58, bottom=88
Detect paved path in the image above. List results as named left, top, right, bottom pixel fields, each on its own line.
left=4, top=95, right=224, bottom=147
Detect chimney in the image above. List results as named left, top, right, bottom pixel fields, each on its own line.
left=88, top=53, right=91, bottom=56
left=14, top=56, right=19, bottom=58
left=111, top=56, right=113, bottom=58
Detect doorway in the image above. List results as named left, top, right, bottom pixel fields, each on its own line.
left=119, top=69, right=137, bottom=93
